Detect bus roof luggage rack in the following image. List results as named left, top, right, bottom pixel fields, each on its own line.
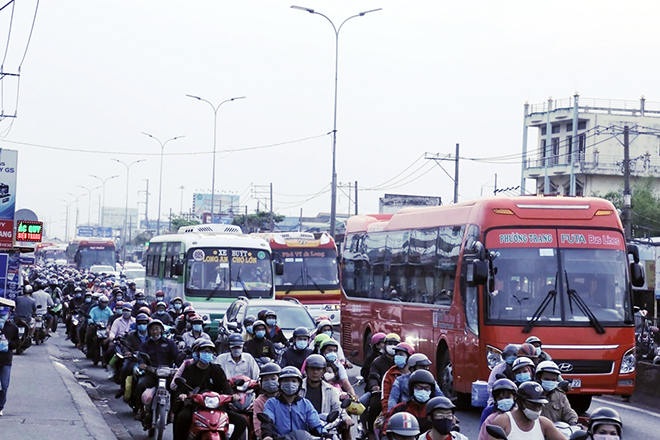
left=178, top=224, right=243, bottom=235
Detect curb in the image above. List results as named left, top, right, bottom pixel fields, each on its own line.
left=47, top=344, right=117, bottom=440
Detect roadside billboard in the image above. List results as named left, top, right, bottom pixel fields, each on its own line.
left=192, top=193, right=239, bottom=217
left=0, top=149, right=17, bottom=248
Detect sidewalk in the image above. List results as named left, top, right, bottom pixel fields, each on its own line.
left=0, top=331, right=116, bottom=440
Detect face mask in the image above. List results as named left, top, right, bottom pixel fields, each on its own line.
left=516, top=372, right=531, bottom=383
left=413, top=389, right=431, bottom=403
left=231, top=348, right=243, bottom=358
left=541, top=380, right=558, bottom=392
left=323, top=371, right=336, bottom=382
left=325, top=352, right=338, bottom=362
left=157, top=297, right=164, bottom=302
left=262, top=379, right=279, bottom=394
left=394, top=354, right=407, bottom=369
left=496, top=398, right=515, bottom=412
left=593, top=436, right=620, bottom=440
left=75, top=294, right=82, bottom=298
left=157, top=310, right=165, bottom=315
left=122, top=311, right=131, bottom=319
left=137, top=324, right=148, bottom=332
left=150, top=334, right=161, bottom=341
left=505, top=356, right=516, bottom=365
left=431, top=418, right=452, bottom=435
left=385, top=345, right=396, bottom=356
left=323, top=330, right=333, bottom=337
left=174, top=303, right=182, bottom=310
left=192, top=352, right=199, bottom=361
left=295, top=340, right=308, bottom=350
left=535, top=347, right=542, bottom=356
left=199, top=352, right=214, bottom=364
left=523, top=407, right=541, bottom=421
left=192, top=324, right=203, bottom=332
left=255, top=330, right=266, bottom=339
left=280, top=381, right=299, bottom=396
left=116, top=296, right=123, bottom=301
left=246, top=325, right=253, bottom=334
left=85, top=298, right=92, bottom=303
left=266, top=318, right=277, bottom=327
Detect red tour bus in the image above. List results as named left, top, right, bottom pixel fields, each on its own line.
left=258, top=232, right=341, bottom=325
left=340, top=196, right=643, bottom=411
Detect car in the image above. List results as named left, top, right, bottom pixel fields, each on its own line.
left=89, top=265, right=120, bottom=277
left=218, top=297, right=316, bottom=341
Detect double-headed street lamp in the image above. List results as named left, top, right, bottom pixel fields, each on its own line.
left=113, top=158, right=145, bottom=261
left=77, top=185, right=102, bottom=226
left=90, top=174, right=119, bottom=229
left=291, top=5, right=381, bottom=237
left=186, top=94, right=245, bottom=221
left=141, top=133, right=184, bottom=233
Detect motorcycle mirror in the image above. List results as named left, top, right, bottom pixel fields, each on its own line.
left=257, top=413, right=274, bottom=424
left=234, top=378, right=245, bottom=387
left=326, top=410, right=339, bottom=423
left=340, top=398, right=352, bottom=409
left=569, top=431, right=590, bottom=440
left=37, top=305, right=43, bottom=309
left=138, top=352, right=151, bottom=363
left=227, top=321, right=239, bottom=331
left=485, top=425, right=508, bottom=440
left=354, top=375, right=364, bottom=385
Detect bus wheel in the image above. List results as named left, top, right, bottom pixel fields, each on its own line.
left=567, top=394, right=592, bottom=414
left=439, top=351, right=455, bottom=399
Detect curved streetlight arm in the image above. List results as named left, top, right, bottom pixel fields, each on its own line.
left=186, top=95, right=246, bottom=114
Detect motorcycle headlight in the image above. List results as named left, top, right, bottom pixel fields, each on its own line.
left=620, top=348, right=636, bottom=374
left=204, top=395, right=220, bottom=409
left=195, top=420, right=209, bottom=429
left=486, top=345, right=503, bottom=370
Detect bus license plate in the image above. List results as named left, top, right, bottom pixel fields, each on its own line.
left=570, top=379, right=581, bottom=388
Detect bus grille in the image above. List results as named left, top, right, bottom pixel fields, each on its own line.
left=342, top=323, right=352, bottom=350
left=553, top=360, right=614, bottom=375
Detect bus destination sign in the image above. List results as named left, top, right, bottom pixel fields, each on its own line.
left=16, top=220, right=43, bottom=242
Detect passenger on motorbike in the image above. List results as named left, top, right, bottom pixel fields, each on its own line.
left=368, top=333, right=401, bottom=439
left=419, top=396, right=468, bottom=440
left=587, top=407, right=622, bottom=440
left=181, top=314, right=211, bottom=350
left=389, top=353, right=443, bottom=411
left=478, top=378, right=517, bottom=438
left=149, top=290, right=166, bottom=313
left=487, top=344, right=518, bottom=404
left=243, top=314, right=256, bottom=341
left=280, top=326, right=313, bottom=370
left=174, top=306, right=197, bottom=335
left=525, top=336, right=552, bottom=363
left=262, top=366, right=324, bottom=440
left=264, top=310, right=288, bottom=345
left=168, top=296, right=184, bottom=321
left=517, top=343, right=540, bottom=367
left=382, top=343, right=415, bottom=411
left=172, top=339, right=245, bottom=440
left=489, top=381, right=565, bottom=440
left=385, top=411, right=420, bottom=440
left=385, top=370, right=441, bottom=435
left=535, top=360, right=577, bottom=426
left=151, top=301, right=173, bottom=326
left=131, top=291, right=150, bottom=317
left=361, top=332, right=387, bottom=380
left=32, top=281, right=55, bottom=336
left=320, top=338, right=357, bottom=399
left=244, top=319, right=276, bottom=363
left=86, top=295, right=113, bottom=365
left=215, top=333, right=260, bottom=380
left=253, top=363, right=281, bottom=438
left=14, top=285, right=37, bottom=339
left=511, top=357, right=535, bottom=386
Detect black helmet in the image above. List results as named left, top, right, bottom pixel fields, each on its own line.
left=253, top=320, right=267, bottom=331
left=425, top=396, right=455, bottom=413
left=502, top=344, right=519, bottom=358
left=136, top=313, right=150, bottom=323
left=244, top=314, right=257, bottom=325
left=279, top=366, right=303, bottom=382
left=304, top=354, right=327, bottom=370
left=194, top=339, right=215, bottom=352
left=408, top=369, right=436, bottom=395
left=147, top=319, right=164, bottom=331
left=227, top=333, right=245, bottom=347
left=588, top=407, right=622, bottom=436
left=292, top=327, right=310, bottom=339
left=259, top=363, right=282, bottom=377
left=385, top=412, right=420, bottom=436
left=23, top=285, right=33, bottom=294
left=516, top=381, right=548, bottom=405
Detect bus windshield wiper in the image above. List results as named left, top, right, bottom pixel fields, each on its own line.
left=235, top=266, right=251, bottom=299
left=206, top=278, right=225, bottom=301
left=306, top=274, right=326, bottom=294
left=523, top=272, right=558, bottom=334
left=565, top=271, right=605, bottom=334
left=285, top=267, right=303, bottom=294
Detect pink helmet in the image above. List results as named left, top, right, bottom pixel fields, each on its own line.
left=371, top=332, right=387, bottom=345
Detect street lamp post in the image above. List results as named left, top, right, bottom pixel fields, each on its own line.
left=141, top=133, right=184, bottom=234
left=113, top=158, right=145, bottom=262
left=90, top=174, right=119, bottom=230
left=186, top=94, right=245, bottom=222
left=291, top=5, right=381, bottom=237
left=61, top=198, right=77, bottom=242
left=77, top=185, right=101, bottom=226
left=66, top=192, right=85, bottom=237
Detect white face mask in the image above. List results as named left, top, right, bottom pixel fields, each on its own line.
left=323, top=371, right=335, bottom=382
left=593, top=435, right=619, bottom=440
left=385, top=345, right=396, bottom=356
left=523, top=407, right=541, bottom=421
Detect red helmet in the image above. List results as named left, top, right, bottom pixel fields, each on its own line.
left=393, top=342, right=415, bottom=356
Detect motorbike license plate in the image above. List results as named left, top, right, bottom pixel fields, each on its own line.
left=18, top=327, right=25, bottom=334
left=35, top=321, right=43, bottom=328
left=157, top=367, right=170, bottom=378
left=570, top=379, right=581, bottom=388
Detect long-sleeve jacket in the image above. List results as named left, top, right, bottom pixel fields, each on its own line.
left=541, top=388, right=578, bottom=425
left=279, top=347, right=312, bottom=371
left=0, top=320, right=20, bottom=367
left=263, top=395, right=323, bottom=437
left=215, top=352, right=260, bottom=380
left=368, top=354, right=394, bottom=390
left=381, top=365, right=406, bottom=410
left=109, top=316, right=135, bottom=340
left=388, top=373, right=443, bottom=411
left=137, top=336, right=183, bottom=367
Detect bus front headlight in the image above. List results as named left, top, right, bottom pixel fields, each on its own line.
left=619, top=348, right=636, bottom=374
left=486, top=345, right=503, bottom=370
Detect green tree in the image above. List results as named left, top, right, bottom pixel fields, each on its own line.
left=232, top=211, right=285, bottom=233
left=169, top=216, right=200, bottom=232
left=597, top=177, right=660, bottom=238
left=132, top=230, right=153, bottom=246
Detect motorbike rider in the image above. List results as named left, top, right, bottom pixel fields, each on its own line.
left=0, top=299, right=20, bottom=416
left=150, top=290, right=166, bottom=313
left=262, top=366, right=325, bottom=440
left=126, top=280, right=137, bottom=301
left=243, top=314, right=256, bottom=341
left=172, top=339, right=245, bottom=440
left=131, top=290, right=149, bottom=317
left=587, top=407, right=622, bottom=439
left=385, top=411, right=420, bottom=440
left=320, top=338, right=357, bottom=399
left=32, top=281, right=55, bottom=336
left=489, top=381, right=565, bottom=440
left=386, top=369, right=442, bottom=434
left=315, top=318, right=350, bottom=366
left=66, top=287, right=85, bottom=342
left=368, top=333, right=401, bottom=438
left=517, top=342, right=540, bottom=366
left=14, top=285, right=37, bottom=339
left=214, top=333, right=259, bottom=380
left=135, top=319, right=184, bottom=421
left=419, top=396, right=468, bottom=440
left=487, top=344, right=518, bottom=402
left=300, top=354, right=353, bottom=440
left=253, top=363, right=281, bottom=438
left=76, top=291, right=96, bottom=348
left=382, top=342, right=415, bottom=411
left=175, top=306, right=197, bottom=335
left=181, top=314, right=211, bottom=350
left=389, top=353, right=443, bottom=411
left=244, top=319, right=276, bottom=363
left=168, top=296, right=184, bottom=321
left=511, top=357, right=536, bottom=386
left=535, top=360, right=578, bottom=425
left=525, top=336, right=552, bottom=363
left=116, top=312, right=151, bottom=399
left=151, top=301, right=173, bottom=326
left=280, top=326, right=313, bottom=370
left=46, top=277, right=63, bottom=303
left=478, top=378, right=517, bottom=438
left=361, top=332, right=387, bottom=380
left=86, top=295, right=113, bottom=366
left=104, top=303, right=135, bottom=370
left=264, top=310, right=288, bottom=345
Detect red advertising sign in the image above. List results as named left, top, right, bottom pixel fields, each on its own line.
left=486, top=229, right=557, bottom=248
left=557, top=229, right=624, bottom=249
left=0, top=220, right=14, bottom=248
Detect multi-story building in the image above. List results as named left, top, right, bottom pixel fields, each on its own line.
left=521, top=94, right=660, bottom=196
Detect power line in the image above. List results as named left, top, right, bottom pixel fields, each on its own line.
left=19, top=0, right=39, bottom=67
left=1, top=0, right=14, bottom=66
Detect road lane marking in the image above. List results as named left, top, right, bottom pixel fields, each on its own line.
left=593, top=397, right=660, bottom=419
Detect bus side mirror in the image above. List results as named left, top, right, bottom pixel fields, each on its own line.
left=630, top=262, right=644, bottom=287
left=173, top=263, right=184, bottom=277
left=275, top=261, right=284, bottom=276
left=467, top=260, right=488, bottom=285
left=627, top=244, right=640, bottom=264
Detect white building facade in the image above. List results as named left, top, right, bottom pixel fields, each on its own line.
left=521, top=95, right=660, bottom=196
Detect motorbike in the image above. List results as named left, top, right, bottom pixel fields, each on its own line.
left=258, top=410, right=340, bottom=440
left=33, top=314, right=48, bottom=345
left=49, top=301, right=63, bottom=332
left=138, top=353, right=177, bottom=440
left=175, top=376, right=236, bottom=440
left=13, top=316, right=34, bottom=355
left=67, top=310, right=82, bottom=344
left=228, top=375, right=260, bottom=440
left=486, top=424, right=589, bottom=440
left=89, top=320, right=108, bottom=365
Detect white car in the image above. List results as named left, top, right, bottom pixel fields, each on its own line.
left=89, top=265, right=120, bottom=277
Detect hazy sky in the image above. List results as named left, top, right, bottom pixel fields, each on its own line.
left=1, top=0, right=658, bottom=238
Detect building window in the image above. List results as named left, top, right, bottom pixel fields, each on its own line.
left=578, top=133, right=586, bottom=161
left=541, top=139, right=546, bottom=166
left=567, top=135, right=573, bottom=164
left=552, top=138, right=559, bottom=164
left=578, top=121, right=587, bottom=130
left=566, top=122, right=573, bottom=132
left=541, top=126, right=547, bottom=135
left=552, top=124, right=560, bottom=134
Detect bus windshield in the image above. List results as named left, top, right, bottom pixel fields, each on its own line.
left=485, top=246, right=632, bottom=326
left=78, top=247, right=115, bottom=269
left=185, top=247, right=273, bottom=298
left=275, top=249, right=339, bottom=288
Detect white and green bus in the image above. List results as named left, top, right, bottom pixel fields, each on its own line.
left=145, top=224, right=279, bottom=335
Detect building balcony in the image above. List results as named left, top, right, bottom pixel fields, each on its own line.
left=523, top=153, right=660, bottom=178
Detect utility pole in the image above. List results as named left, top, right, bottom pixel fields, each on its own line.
left=143, top=179, right=149, bottom=227
left=355, top=180, right=358, bottom=215
left=623, top=126, right=632, bottom=239
left=270, top=183, right=274, bottom=231
left=454, top=143, right=459, bottom=203
left=494, top=173, right=498, bottom=196
left=179, top=186, right=185, bottom=215
left=425, top=146, right=460, bottom=204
